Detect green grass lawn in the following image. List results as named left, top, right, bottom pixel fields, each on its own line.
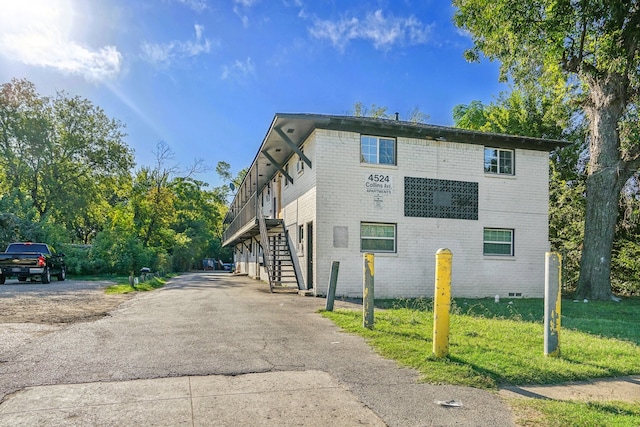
left=105, top=276, right=167, bottom=294
left=69, top=274, right=129, bottom=282
left=321, top=296, right=640, bottom=426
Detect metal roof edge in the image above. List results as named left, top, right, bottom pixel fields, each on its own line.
left=226, top=112, right=571, bottom=211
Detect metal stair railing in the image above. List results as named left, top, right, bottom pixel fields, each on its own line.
left=257, top=214, right=274, bottom=292
left=268, top=225, right=297, bottom=289
left=259, top=215, right=307, bottom=292
left=284, top=228, right=306, bottom=291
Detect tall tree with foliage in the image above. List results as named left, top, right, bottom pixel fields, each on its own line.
left=453, top=0, right=640, bottom=300
left=0, top=78, right=134, bottom=243
left=131, top=164, right=177, bottom=249
left=170, top=176, right=226, bottom=270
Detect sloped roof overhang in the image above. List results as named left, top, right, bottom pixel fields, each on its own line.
left=229, top=113, right=570, bottom=210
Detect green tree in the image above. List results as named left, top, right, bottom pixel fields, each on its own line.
left=50, top=94, right=133, bottom=242
left=171, top=176, right=225, bottom=269
left=131, top=141, right=178, bottom=249
left=406, top=105, right=430, bottom=124
left=0, top=78, right=134, bottom=243
left=90, top=203, right=159, bottom=275
left=350, top=102, right=389, bottom=118
left=350, top=102, right=430, bottom=122
left=131, top=167, right=176, bottom=249
left=453, top=0, right=640, bottom=300
left=453, top=100, right=487, bottom=130
left=214, top=161, right=247, bottom=207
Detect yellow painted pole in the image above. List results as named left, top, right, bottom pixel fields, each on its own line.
left=363, top=253, right=375, bottom=329
left=433, top=248, right=452, bottom=358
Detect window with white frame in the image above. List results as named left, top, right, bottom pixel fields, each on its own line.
left=484, top=148, right=514, bottom=175
left=361, top=136, right=396, bottom=165
left=361, top=222, right=396, bottom=253
left=483, top=228, right=514, bottom=256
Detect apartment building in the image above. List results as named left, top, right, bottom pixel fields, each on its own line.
left=222, top=113, right=566, bottom=298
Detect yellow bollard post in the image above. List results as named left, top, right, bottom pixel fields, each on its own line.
left=363, top=253, right=375, bottom=329
left=433, top=248, right=452, bottom=358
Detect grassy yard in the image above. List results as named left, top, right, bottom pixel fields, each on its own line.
left=321, top=297, right=640, bottom=427
left=105, top=276, right=168, bottom=294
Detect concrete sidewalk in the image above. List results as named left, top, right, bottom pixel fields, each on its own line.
left=0, top=371, right=387, bottom=426
left=500, top=375, right=640, bottom=402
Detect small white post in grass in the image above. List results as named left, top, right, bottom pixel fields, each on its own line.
left=544, top=252, right=562, bottom=357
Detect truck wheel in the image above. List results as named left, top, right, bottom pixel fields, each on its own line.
left=41, top=268, right=51, bottom=284
left=57, top=267, right=66, bottom=281
left=0, top=276, right=5, bottom=285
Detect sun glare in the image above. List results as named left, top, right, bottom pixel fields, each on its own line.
left=1, top=0, right=73, bottom=38
left=0, top=0, right=121, bottom=81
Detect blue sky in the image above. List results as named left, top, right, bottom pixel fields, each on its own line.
left=0, top=0, right=507, bottom=187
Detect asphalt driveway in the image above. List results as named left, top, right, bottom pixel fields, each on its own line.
left=0, top=272, right=515, bottom=426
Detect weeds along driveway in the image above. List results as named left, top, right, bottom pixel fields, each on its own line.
left=0, top=272, right=515, bottom=427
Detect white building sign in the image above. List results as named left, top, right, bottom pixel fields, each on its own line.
left=365, top=174, right=393, bottom=195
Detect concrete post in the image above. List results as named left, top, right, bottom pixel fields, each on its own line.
left=433, top=248, right=452, bottom=358
left=363, top=253, right=374, bottom=329
left=325, top=261, right=340, bottom=311
left=544, top=252, right=562, bottom=357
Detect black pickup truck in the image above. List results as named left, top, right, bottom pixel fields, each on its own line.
left=0, top=242, right=66, bottom=284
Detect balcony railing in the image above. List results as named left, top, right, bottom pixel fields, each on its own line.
left=222, top=192, right=257, bottom=245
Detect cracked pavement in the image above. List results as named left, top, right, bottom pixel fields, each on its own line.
left=0, top=272, right=515, bottom=426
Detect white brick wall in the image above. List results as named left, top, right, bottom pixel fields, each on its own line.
left=281, top=136, right=317, bottom=289
left=312, top=130, right=549, bottom=298
left=241, top=127, right=551, bottom=299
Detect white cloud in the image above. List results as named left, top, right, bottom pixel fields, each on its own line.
left=221, top=57, right=256, bottom=82
left=141, top=24, right=214, bottom=66
left=309, top=9, right=433, bottom=51
left=233, top=6, right=251, bottom=29
left=0, top=0, right=122, bottom=81
left=175, top=0, right=209, bottom=13
left=233, top=6, right=251, bottom=28
left=232, top=0, right=259, bottom=28
left=234, top=0, right=258, bottom=6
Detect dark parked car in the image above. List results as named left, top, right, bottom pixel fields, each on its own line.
left=0, top=242, right=66, bottom=284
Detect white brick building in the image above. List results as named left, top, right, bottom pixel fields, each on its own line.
left=222, top=114, right=567, bottom=298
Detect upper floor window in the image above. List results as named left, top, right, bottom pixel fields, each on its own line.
left=361, top=136, right=396, bottom=165
left=484, top=148, right=514, bottom=175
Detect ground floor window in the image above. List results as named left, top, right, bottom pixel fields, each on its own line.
left=483, top=228, right=514, bottom=256
left=361, top=222, right=396, bottom=253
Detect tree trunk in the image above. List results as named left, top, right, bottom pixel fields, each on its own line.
left=575, top=74, right=628, bottom=300
left=576, top=169, right=625, bottom=299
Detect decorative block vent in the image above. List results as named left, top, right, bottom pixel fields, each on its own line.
left=404, top=177, right=478, bottom=220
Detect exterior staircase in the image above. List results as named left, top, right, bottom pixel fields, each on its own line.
left=258, top=216, right=305, bottom=292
